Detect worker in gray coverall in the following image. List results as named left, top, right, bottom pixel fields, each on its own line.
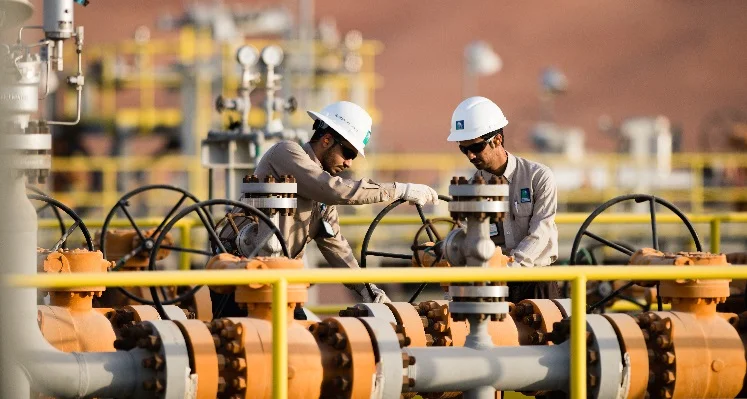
left=212, top=101, right=440, bottom=318
left=447, top=96, right=560, bottom=303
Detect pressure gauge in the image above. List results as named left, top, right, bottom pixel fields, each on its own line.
left=236, top=45, right=259, bottom=67
left=260, top=45, right=284, bottom=67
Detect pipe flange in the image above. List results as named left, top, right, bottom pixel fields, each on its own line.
left=510, top=299, right=564, bottom=346
left=240, top=197, right=298, bottom=210
left=550, top=298, right=573, bottom=318
left=417, top=301, right=463, bottom=347
left=604, top=313, right=649, bottom=399
left=112, top=306, right=161, bottom=348
left=339, top=303, right=397, bottom=323
left=359, top=317, right=410, bottom=399
left=449, top=282, right=510, bottom=321
left=143, top=321, right=192, bottom=399
left=549, top=315, right=625, bottom=399
left=447, top=201, right=509, bottom=214
left=448, top=184, right=510, bottom=197
left=448, top=285, right=509, bottom=298
left=207, top=318, right=250, bottom=397
left=448, top=175, right=509, bottom=221
left=241, top=175, right=298, bottom=216
left=113, top=321, right=191, bottom=398
left=386, top=302, right=429, bottom=347
left=308, top=317, right=377, bottom=398
left=174, top=320, right=219, bottom=398
left=240, top=182, right=298, bottom=194
left=636, top=312, right=675, bottom=399
left=449, top=301, right=510, bottom=319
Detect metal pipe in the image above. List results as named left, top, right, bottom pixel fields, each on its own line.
left=408, top=343, right=569, bottom=393
left=11, top=265, right=747, bottom=290
left=0, top=176, right=34, bottom=399
left=463, top=314, right=496, bottom=399
left=0, top=169, right=145, bottom=398
left=20, top=334, right=145, bottom=398
left=465, top=217, right=494, bottom=267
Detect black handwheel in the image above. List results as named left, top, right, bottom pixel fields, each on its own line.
left=28, top=186, right=67, bottom=248
left=571, top=241, right=647, bottom=312
left=147, top=199, right=288, bottom=320
left=100, top=184, right=201, bottom=272
left=569, top=194, right=702, bottom=313
left=360, top=195, right=452, bottom=303
left=28, top=193, right=93, bottom=251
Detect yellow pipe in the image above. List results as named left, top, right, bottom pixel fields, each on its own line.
left=711, top=219, right=721, bottom=253
left=179, top=223, right=191, bottom=271
left=272, top=278, right=288, bottom=399
left=37, top=213, right=747, bottom=229
left=8, top=266, right=747, bottom=289
left=570, top=276, right=586, bottom=399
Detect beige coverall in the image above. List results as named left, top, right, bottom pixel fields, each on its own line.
left=473, top=151, right=559, bottom=301
left=254, top=141, right=396, bottom=294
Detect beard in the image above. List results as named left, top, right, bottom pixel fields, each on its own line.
left=321, top=150, right=343, bottom=176
left=471, top=158, right=486, bottom=170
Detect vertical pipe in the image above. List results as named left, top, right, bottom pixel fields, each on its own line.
left=179, top=223, right=191, bottom=271
left=710, top=218, right=720, bottom=253
left=273, top=278, right=288, bottom=399
left=0, top=176, right=34, bottom=399
left=570, top=276, right=587, bottom=399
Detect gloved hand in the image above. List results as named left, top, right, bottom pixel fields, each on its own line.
left=394, top=182, right=440, bottom=206
left=358, top=283, right=391, bottom=303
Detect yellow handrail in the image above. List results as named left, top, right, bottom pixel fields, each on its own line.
left=43, top=152, right=747, bottom=215
left=8, top=265, right=747, bottom=399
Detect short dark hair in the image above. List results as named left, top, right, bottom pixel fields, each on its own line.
left=310, top=121, right=345, bottom=144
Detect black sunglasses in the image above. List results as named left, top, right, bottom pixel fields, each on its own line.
left=334, top=139, right=358, bottom=160
left=458, top=135, right=495, bottom=155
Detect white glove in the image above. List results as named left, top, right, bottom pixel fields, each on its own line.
left=360, top=284, right=391, bottom=303
left=394, top=182, right=440, bottom=206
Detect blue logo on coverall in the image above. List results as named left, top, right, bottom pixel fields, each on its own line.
left=520, top=188, right=531, bottom=203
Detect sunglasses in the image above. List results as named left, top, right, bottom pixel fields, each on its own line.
left=334, top=139, right=358, bottom=160
left=458, top=136, right=495, bottom=155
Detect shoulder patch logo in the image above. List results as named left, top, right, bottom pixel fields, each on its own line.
left=520, top=188, right=531, bottom=203
left=456, top=120, right=465, bottom=130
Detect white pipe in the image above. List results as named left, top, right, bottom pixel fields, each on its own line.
left=20, top=335, right=146, bottom=398
left=0, top=174, right=146, bottom=398
left=408, top=342, right=569, bottom=393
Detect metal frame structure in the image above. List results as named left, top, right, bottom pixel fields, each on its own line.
left=39, top=213, right=747, bottom=268
left=8, top=265, right=747, bottom=399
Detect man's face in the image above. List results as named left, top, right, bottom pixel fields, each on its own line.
left=320, top=133, right=358, bottom=176
left=458, top=135, right=500, bottom=170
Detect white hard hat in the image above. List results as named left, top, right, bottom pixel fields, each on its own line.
left=307, top=101, right=372, bottom=157
left=447, top=96, right=509, bottom=142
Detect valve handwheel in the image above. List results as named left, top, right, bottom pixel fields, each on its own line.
left=147, top=199, right=288, bottom=320
left=360, top=195, right=452, bottom=303
left=569, top=194, right=702, bottom=313
left=28, top=193, right=93, bottom=251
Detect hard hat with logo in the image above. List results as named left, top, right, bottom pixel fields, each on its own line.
left=307, top=101, right=373, bottom=157
left=447, top=96, right=509, bottom=142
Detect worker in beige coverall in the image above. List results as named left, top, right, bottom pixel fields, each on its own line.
left=448, top=96, right=560, bottom=303
left=253, top=101, right=439, bottom=309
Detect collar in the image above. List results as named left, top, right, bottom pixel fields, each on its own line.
left=503, top=151, right=517, bottom=183
left=303, top=142, right=322, bottom=167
